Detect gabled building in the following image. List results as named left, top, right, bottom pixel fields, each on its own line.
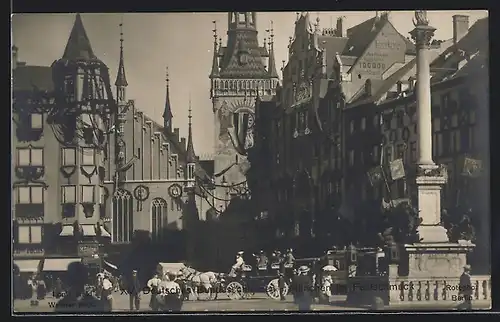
left=12, top=14, right=212, bottom=276
left=252, top=12, right=488, bottom=256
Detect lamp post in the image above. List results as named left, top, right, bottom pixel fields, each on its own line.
left=221, top=176, right=229, bottom=209
left=409, top=11, right=448, bottom=242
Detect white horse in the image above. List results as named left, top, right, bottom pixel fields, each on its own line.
left=180, top=266, right=219, bottom=300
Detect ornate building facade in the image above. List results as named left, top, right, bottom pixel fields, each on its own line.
left=12, top=14, right=211, bottom=275
left=252, top=13, right=488, bottom=263
left=209, top=12, right=279, bottom=211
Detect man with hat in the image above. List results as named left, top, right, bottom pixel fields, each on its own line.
left=458, top=264, right=473, bottom=310
left=256, top=250, right=269, bottom=270
left=147, top=273, right=162, bottom=311
left=291, top=265, right=313, bottom=311
left=174, top=271, right=188, bottom=301
left=128, top=270, right=142, bottom=311
left=231, top=251, right=245, bottom=277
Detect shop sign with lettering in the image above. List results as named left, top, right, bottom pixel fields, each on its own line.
left=14, top=248, right=45, bottom=257
left=78, top=243, right=99, bottom=257
left=355, top=26, right=406, bottom=77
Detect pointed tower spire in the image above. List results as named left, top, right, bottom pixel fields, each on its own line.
left=186, top=95, right=196, bottom=164
left=115, top=20, right=128, bottom=88
left=115, top=20, right=128, bottom=103
left=63, top=13, right=97, bottom=61
left=268, top=21, right=279, bottom=79
left=163, top=67, right=173, bottom=133
left=210, top=21, right=220, bottom=78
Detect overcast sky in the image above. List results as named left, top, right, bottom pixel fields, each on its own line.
left=12, top=11, right=488, bottom=156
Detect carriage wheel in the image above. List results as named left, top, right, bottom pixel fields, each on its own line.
left=266, top=278, right=289, bottom=300
left=226, top=281, right=244, bottom=300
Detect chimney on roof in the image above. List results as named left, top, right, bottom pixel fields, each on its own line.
left=453, top=15, right=469, bottom=45
left=396, top=81, right=403, bottom=94
left=364, top=79, right=372, bottom=96
left=12, top=45, right=18, bottom=70
left=181, top=137, right=186, bottom=151
left=408, top=76, right=416, bottom=91
left=174, top=128, right=180, bottom=143
left=336, top=17, right=344, bottom=37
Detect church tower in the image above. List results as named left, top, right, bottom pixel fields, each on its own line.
left=209, top=12, right=279, bottom=210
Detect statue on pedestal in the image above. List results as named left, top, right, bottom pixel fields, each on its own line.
left=413, top=10, right=429, bottom=27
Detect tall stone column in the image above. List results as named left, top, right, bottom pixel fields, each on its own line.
left=409, top=11, right=448, bottom=243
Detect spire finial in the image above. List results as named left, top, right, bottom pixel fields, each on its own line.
left=219, top=37, right=222, bottom=48
left=212, top=20, right=218, bottom=45
left=115, top=17, right=128, bottom=88
left=166, top=66, right=170, bottom=88
left=119, top=17, right=124, bottom=49
left=270, top=20, right=275, bottom=47
left=188, top=93, right=192, bottom=126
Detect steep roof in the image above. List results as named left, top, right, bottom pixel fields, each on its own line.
left=430, top=17, right=488, bottom=82
left=115, top=31, right=128, bottom=87
left=343, top=16, right=416, bottom=58
left=62, top=14, right=98, bottom=61
left=317, top=35, right=349, bottom=76
left=219, top=30, right=268, bottom=79
left=13, top=65, right=54, bottom=92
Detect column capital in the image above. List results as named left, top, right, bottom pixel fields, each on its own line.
left=410, top=25, right=436, bottom=49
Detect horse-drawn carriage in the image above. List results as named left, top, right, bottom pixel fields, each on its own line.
left=219, top=262, right=292, bottom=301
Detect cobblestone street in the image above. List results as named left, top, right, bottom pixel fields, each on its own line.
left=14, top=293, right=363, bottom=313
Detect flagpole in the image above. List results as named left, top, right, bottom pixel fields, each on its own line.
left=379, top=115, right=394, bottom=208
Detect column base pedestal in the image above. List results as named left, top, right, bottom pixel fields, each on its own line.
left=404, top=241, right=475, bottom=278
left=418, top=225, right=449, bottom=243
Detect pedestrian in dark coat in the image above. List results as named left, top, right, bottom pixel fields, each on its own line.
left=54, top=262, right=108, bottom=313
left=128, top=270, right=142, bottom=311
left=291, top=266, right=314, bottom=311
left=458, top=264, right=473, bottom=310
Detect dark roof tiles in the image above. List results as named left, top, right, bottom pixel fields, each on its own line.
left=13, top=65, right=54, bottom=92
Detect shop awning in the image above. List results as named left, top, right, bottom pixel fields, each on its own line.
left=82, top=225, right=96, bottom=237
left=103, top=260, right=118, bottom=270
left=14, top=259, right=42, bottom=273
left=60, top=225, right=74, bottom=236
left=100, top=226, right=111, bottom=238
left=43, top=258, right=81, bottom=271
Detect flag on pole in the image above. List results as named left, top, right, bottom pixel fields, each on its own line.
left=381, top=197, right=410, bottom=210
left=367, top=166, right=384, bottom=186
left=389, top=158, right=405, bottom=181
left=461, top=157, right=482, bottom=178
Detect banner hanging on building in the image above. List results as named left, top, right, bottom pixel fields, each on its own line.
left=462, top=157, right=482, bottom=178
left=389, top=158, right=405, bottom=181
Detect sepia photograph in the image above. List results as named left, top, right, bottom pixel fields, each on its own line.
left=11, top=10, right=490, bottom=313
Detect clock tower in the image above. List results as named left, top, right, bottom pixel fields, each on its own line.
left=209, top=12, right=279, bottom=210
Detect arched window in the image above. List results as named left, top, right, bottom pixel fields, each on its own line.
left=151, top=198, right=168, bottom=241
left=112, top=189, right=133, bottom=243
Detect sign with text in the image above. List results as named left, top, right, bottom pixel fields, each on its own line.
left=14, top=248, right=45, bottom=257
left=78, top=243, right=99, bottom=257
left=355, top=24, right=406, bottom=77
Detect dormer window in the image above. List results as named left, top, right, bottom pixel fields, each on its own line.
left=187, top=164, right=195, bottom=181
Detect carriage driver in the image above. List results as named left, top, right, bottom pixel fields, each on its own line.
left=285, top=249, right=295, bottom=265
left=256, top=250, right=268, bottom=269
left=231, top=251, right=245, bottom=276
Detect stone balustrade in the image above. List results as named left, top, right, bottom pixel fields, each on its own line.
left=388, top=275, right=491, bottom=309
left=346, top=275, right=491, bottom=309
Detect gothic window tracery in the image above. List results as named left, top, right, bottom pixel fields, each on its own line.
left=112, top=189, right=133, bottom=243
left=151, top=198, right=168, bottom=241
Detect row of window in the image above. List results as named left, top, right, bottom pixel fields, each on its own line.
left=16, top=225, right=42, bottom=244
left=13, top=198, right=176, bottom=245
left=433, top=127, right=474, bottom=157
left=16, top=147, right=99, bottom=167
left=13, top=185, right=105, bottom=205
left=16, top=114, right=43, bottom=130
